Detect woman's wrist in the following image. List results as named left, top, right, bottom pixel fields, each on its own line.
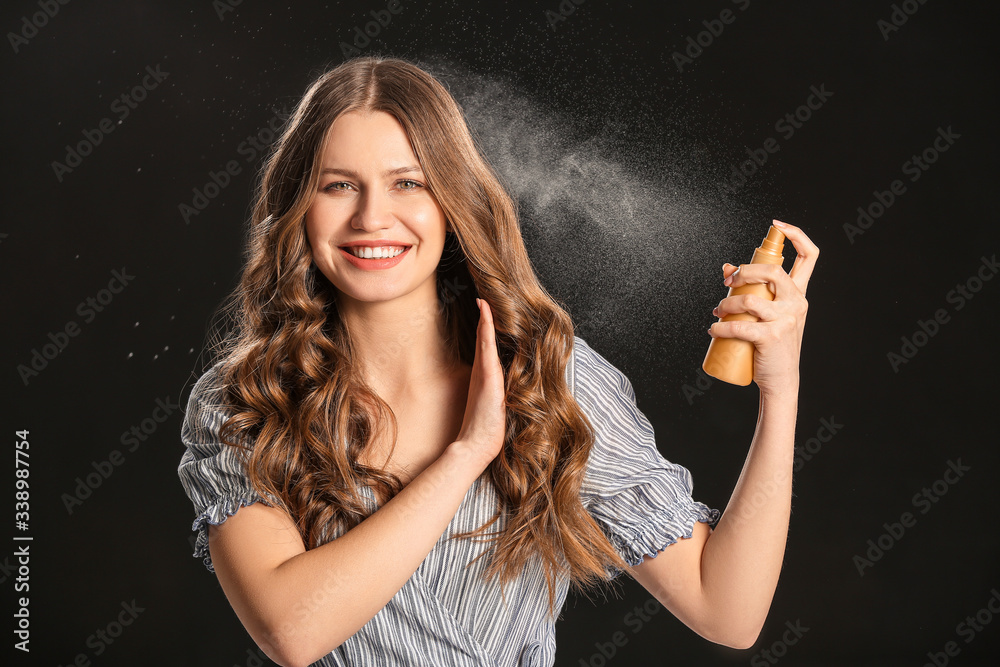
left=442, top=439, right=495, bottom=480
left=759, top=384, right=799, bottom=405
left=758, top=368, right=800, bottom=404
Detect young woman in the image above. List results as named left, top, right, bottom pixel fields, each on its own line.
left=178, top=56, right=818, bottom=667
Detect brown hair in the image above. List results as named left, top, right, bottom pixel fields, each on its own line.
left=208, top=55, right=629, bottom=618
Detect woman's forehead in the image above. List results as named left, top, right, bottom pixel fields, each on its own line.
left=319, top=110, right=420, bottom=168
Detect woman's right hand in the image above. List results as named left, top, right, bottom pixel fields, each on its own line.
left=452, top=298, right=507, bottom=470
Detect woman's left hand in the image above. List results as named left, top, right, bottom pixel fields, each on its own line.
left=708, top=220, right=820, bottom=398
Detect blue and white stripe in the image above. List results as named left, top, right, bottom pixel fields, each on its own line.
left=178, top=336, right=720, bottom=666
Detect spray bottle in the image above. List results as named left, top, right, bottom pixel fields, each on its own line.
left=702, top=224, right=786, bottom=386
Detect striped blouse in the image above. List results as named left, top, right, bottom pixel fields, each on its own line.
left=177, top=336, right=720, bottom=666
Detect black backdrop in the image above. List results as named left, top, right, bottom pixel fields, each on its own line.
left=3, top=1, right=999, bottom=665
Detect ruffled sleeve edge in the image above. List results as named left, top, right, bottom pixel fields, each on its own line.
left=190, top=494, right=268, bottom=573
left=602, top=500, right=722, bottom=578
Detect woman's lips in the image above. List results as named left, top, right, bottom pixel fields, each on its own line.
left=338, top=244, right=411, bottom=270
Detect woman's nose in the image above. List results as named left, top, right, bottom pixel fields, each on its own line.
left=351, top=190, right=394, bottom=232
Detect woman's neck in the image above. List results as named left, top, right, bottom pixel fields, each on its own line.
left=337, top=283, right=464, bottom=400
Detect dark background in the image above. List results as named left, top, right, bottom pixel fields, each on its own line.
left=3, top=1, right=998, bottom=665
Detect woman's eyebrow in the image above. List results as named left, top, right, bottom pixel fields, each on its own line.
left=320, top=165, right=423, bottom=177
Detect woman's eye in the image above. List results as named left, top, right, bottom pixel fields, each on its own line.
left=322, top=180, right=422, bottom=192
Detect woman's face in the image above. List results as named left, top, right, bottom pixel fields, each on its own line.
left=305, top=110, right=448, bottom=307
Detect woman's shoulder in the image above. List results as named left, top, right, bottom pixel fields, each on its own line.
left=180, top=359, right=237, bottom=447
left=185, top=359, right=232, bottom=412
left=190, top=359, right=227, bottom=395
left=567, top=335, right=636, bottom=403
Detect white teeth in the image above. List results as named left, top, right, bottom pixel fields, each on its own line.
left=349, top=246, right=405, bottom=259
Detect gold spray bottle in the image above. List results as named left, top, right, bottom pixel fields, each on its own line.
left=702, top=224, right=786, bottom=386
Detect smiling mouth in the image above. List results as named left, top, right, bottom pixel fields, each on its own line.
left=341, top=245, right=409, bottom=259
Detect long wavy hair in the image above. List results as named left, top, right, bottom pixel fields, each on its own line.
left=207, top=55, right=630, bottom=618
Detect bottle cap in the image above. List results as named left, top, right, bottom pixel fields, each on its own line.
left=760, top=225, right=785, bottom=256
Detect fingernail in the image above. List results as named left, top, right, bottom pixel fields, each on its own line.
left=724, top=268, right=738, bottom=286
left=773, top=220, right=787, bottom=227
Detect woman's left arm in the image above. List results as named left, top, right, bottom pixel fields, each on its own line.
left=628, top=220, right=819, bottom=649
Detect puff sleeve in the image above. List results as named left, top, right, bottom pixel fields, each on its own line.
left=571, top=337, right=720, bottom=578
left=177, top=363, right=266, bottom=572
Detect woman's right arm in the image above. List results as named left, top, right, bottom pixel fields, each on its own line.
left=207, top=299, right=506, bottom=667
left=210, top=442, right=487, bottom=667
